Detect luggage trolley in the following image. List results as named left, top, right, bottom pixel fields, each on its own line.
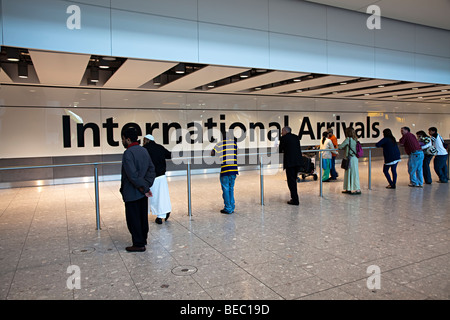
left=297, top=146, right=318, bottom=182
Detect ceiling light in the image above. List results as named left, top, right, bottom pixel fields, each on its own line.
left=240, top=71, right=250, bottom=78
left=418, top=96, right=423, bottom=99
left=340, top=82, right=347, bottom=85
left=293, top=78, right=301, bottom=82
left=207, top=82, right=215, bottom=88
left=364, top=93, right=370, bottom=96
left=6, top=48, right=20, bottom=62
left=153, top=76, right=161, bottom=86
left=296, top=89, right=303, bottom=93
left=175, top=63, right=185, bottom=74
left=102, top=57, right=116, bottom=61
left=90, top=67, right=99, bottom=82
left=254, top=87, right=261, bottom=90
left=442, top=89, right=448, bottom=92
left=378, top=85, right=385, bottom=88
left=18, top=60, right=28, bottom=79
left=99, top=59, right=110, bottom=69
left=412, top=87, right=418, bottom=90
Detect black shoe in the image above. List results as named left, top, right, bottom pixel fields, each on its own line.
left=155, top=217, right=163, bottom=224
left=165, top=212, right=170, bottom=221
left=287, top=200, right=299, bottom=205
left=220, top=209, right=232, bottom=214
left=126, top=246, right=146, bottom=252
left=386, top=185, right=396, bottom=189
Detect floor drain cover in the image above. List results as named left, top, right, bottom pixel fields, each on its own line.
left=72, top=247, right=95, bottom=255
left=171, top=265, right=197, bottom=276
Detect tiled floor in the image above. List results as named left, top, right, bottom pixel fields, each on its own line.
left=0, top=160, right=449, bottom=300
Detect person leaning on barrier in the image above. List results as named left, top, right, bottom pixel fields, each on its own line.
left=120, top=128, right=156, bottom=252
left=399, top=126, right=424, bottom=188
left=376, top=128, right=401, bottom=189
left=211, top=132, right=238, bottom=214
left=279, top=126, right=303, bottom=205
left=143, top=134, right=173, bottom=224
left=416, top=130, right=434, bottom=185
left=428, top=127, right=449, bottom=183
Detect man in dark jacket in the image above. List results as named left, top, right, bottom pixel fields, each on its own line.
left=279, top=126, right=303, bottom=205
left=120, top=128, right=156, bottom=252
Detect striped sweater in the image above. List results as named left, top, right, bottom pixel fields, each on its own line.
left=213, top=139, right=238, bottom=177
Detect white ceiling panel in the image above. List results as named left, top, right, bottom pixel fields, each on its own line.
left=29, top=50, right=90, bottom=86
left=290, top=79, right=397, bottom=96
left=0, top=68, right=13, bottom=83
left=104, top=59, right=177, bottom=88
left=338, top=82, right=433, bottom=98
left=160, top=65, right=250, bottom=91
left=257, top=75, right=357, bottom=94
left=208, top=71, right=308, bottom=93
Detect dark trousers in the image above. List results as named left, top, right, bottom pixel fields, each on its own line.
left=423, top=154, right=433, bottom=184
left=383, top=163, right=398, bottom=187
left=286, top=166, right=300, bottom=204
left=434, top=155, right=449, bottom=182
left=125, top=196, right=149, bottom=247
left=330, top=156, right=338, bottom=179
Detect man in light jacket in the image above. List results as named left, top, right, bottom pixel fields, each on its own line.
left=120, top=128, right=156, bottom=252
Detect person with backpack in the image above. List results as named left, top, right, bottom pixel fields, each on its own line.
left=376, top=129, right=401, bottom=189
left=428, top=127, right=449, bottom=183
left=416, top=130, right=436, bottom=185
left=338, top=127, right=361, bottom=195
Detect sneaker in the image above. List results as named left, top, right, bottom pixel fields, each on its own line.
left=408, top=184, right=417, bottom=187
left=220, top=209, right=233, bottom=214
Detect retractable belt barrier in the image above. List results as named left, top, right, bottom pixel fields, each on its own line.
left=5, top=146, right=440, bottom=229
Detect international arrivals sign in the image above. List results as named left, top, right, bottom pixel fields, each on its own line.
left=61, top=113, right=381, bottom=148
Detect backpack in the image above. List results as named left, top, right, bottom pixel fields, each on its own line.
left=356, top=141, right=364, bottom=158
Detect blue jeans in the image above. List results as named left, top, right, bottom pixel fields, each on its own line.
left=434, top=155, right=449, bottom=182
left=408, top=151, right=424, bottom=186
left=220, top=174, right=237, bottom=213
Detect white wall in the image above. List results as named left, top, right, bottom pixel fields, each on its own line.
left=1, top=0, right=449, bottom=84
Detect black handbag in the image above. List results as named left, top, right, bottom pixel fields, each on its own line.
left=341, top=157, right=350, bottom=170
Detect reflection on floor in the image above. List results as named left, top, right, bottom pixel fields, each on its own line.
left=0, top=160, right=448, bottom=300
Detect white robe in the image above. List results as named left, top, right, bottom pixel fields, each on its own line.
left=148, top=175, right=172, bottom=219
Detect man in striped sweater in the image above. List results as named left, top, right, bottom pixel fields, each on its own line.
left=211, top=133, right=239, bottom=214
